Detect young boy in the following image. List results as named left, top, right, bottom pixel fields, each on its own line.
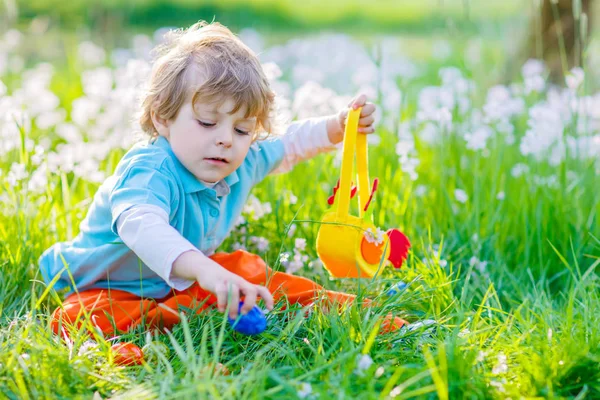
left=40, top=22, right=405, bottom=359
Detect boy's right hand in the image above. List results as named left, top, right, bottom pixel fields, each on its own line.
left=172, top=250, right=274, bottom=319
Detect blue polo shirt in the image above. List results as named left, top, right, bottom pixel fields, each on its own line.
left=39, top=136, right=285, bottom=299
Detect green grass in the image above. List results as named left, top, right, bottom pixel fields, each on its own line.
left=13, top=0, right=524, bottom=35
left=1, top=15, right=600, bottom=400
left=2, top=112, right=599, bottom=398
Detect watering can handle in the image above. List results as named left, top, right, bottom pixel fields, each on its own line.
left=336, top=107, right=370, bottom=219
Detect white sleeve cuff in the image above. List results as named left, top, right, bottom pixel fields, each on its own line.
left=116, top=204, right=197, bottom=291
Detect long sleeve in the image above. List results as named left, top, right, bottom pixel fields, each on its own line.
left=271, top=116, right=338, bottom=174
left=115, top=204, right=204, bottom=291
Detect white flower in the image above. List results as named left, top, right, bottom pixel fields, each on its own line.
left=492, top=352, right=508, bottom=375
left=464, top=125, right=493, bottom=151
left=400, top=156, right=420, bottom=181
left=510, top=163, right=530, bottom=178
left=458, top=328, right=471, bottom=338
left=27, top=165, right=48, bottom=194
left=78, top=41, right=106, bottom=67
left=294, top=238, right=307, bottom=252
left=566, top=67, right=584, bottom=90
left=287, top=191, right=298, bottom=205
left=3, top=29, right=23, bottom=51
left=419, top=122, right=439, bottom=144
left=31, top=145, right=45, bottom=165
left=496, top=191, right=506, bottom=200
left=297, top=382, right=312, bottom=399
left=476, top=350, right=487, bottom=363
left=287, top=223, right=297, bottom=237
left=432, top=40, right=452, bottom=61
left=279, top=252, right=290, bottom=265
left=525, top=75, right=546, bottom=94
left=285, top=253, right=307, bottom=274
left=234, top=216, right=246, bottom=227
left=232, top=242, right=246, bottom=251
left=364, top=227, right=385, bottom=246
left=490, top=380, right=506, bottom=393
left=454, top=189, right=468, bottom=203
left=522, top=59, right=545, bottom=78
left=390, top=386, right=403, bottom=398
left=250, top=237, right=269, bottom=252
left=469, top=256, right=489, bottom=273
left=77, top=340, right=99, bottom=356
left=6, top=162, right=27, bottom=187
left=414, top=185, right=427, bottom=197
left=243, top=195, right=272, bottom=220
left=81, top=67, right=113, bottom=98
left=395, top=140, right=415, bottom=159
left=355, top=354, right=374, bottom=376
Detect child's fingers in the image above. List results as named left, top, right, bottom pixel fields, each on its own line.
left=360, top=103, right=376, bottom=117
left=215, top=281, right=228, bottom=312
left=256, top=285, right=274, bottom=310
left=359, top=115, right=374, bottom=127
left=358, top=127, right=375, bottom=134
left=240, top=285, right=257, bottom=315
left=348, top=93, right=367, bottom=109
left=227, top=283, right=240, bottom=319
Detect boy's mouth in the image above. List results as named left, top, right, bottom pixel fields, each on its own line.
left=205, top=157, right=229, bottom=164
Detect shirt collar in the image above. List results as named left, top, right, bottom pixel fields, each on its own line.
left=151, top=136, right=239, bottom=194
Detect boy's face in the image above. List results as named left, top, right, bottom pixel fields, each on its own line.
left=159, top=97, right=256, bottom=183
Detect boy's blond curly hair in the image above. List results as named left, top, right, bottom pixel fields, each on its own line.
left=139, top=21, right=276, bottom=137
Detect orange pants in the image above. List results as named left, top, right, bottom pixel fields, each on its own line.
left=51, top=250, right=405, bottom=336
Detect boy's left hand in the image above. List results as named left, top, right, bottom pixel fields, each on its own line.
left=327, top=93, right=377, bottom=144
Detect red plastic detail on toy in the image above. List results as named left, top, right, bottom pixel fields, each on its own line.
left=111, top=342, right=144, bottom=366
left=327, top=179, right=357, bottom=205
left=386, top=229, right=411, bottom=269
left=363, top=178, right=379, bottom=212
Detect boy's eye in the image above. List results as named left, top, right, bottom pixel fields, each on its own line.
left=197, top=120, right=216, bottom=127
left=235, top=128, right=250, bottom=136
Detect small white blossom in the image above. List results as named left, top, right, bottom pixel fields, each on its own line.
left=454, top=189, right=468, bottom=203
left=492, top=352, right=508, bottom=375
left=287, top=223, right=297, bottom=237
left=364, top=227, right=385, bottom=245
left=566, top=67, right=584, bottom=90
left=250, top=236, right=269, bottom=252
left=294, top=238, right=307, bottom=252
left=355, top=354, right=374, bottom=376
left=297, top=382, right=312, bottom=399
left=414, top=185, right=427, bottom=197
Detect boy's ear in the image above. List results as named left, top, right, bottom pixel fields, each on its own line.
left=151, top=104, right=170, bottom=138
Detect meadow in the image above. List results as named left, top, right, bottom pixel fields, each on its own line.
left=1, top=2, right=599, bottom=398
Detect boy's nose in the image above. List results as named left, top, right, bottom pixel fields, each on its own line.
left=216, top=128, right=233, bottom=148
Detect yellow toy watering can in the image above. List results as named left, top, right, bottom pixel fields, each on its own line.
left=316, top=107, right=410, bottom=278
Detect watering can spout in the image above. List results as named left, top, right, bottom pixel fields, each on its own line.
left=386, top=229, right=410, bottom=269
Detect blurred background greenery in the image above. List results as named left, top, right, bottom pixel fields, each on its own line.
left=3, top=0, right=598, bottom=85
left=9, top=0, right=523, bottom=34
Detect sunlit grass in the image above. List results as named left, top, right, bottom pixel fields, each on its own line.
left=1, top=15, right=600, bottom=399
